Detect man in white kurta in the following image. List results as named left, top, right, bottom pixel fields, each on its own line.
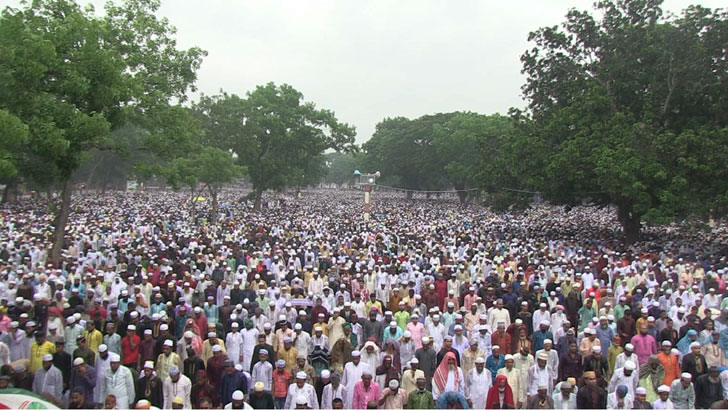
left=163, top=366, right=192, bottom=409
left=527, top=353, right=555, bottom=396
left=99, top=353, right=135, bottom=409
left=251, top=352, right=274, bottom=391
left=226, top=324, right=244, bottom=366
left=32, top=355, right=63, bottom=402
left=465, top=358, right=492, bottom=408
left=608, top=361, right=639, bottom=397
left=241, top=323, right=259, bottom=372
left=95, top=345, right=112, bottom=403
left=342, top=352, right=369, bottom=409
left=321, top=372, right=347, bottom=409
left=285, top=371, right=319, bottom=409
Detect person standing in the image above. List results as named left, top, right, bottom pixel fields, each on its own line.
left=576, top=371, right=606, bottom=409
left=163, top=365, right=192, bottom=410
left=99, top=353, right=135, bottom=409
left=32, top=354, right=63, bottom=406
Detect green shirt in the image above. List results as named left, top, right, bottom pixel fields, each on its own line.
left=407, top=389, right=435, bottom=409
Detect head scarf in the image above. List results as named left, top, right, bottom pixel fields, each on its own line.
left=676, top=329, right=698, bottom=354
left=375, top=355, right=400, bottom=387
left=639, top=355, right=665, bottom=391
left=433, top=351, right=458, bottom=394
left=485, top=374, right=515, bottom=409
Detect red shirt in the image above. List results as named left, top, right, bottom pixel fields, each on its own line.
left=272, top=369, right=290, bottom=398
left=121, top=334, right=140, bottom=365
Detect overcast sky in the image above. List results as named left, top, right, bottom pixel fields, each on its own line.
left=4, top=0, right=724, bottom=144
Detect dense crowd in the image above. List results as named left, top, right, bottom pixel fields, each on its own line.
left=1, top=189, right=727, bottom=410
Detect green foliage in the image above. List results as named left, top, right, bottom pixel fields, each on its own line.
left=0, top=110, right=28, bottom=180
left=0, top=0, right=205, bottom=182
left=511, top=0, right=728, bottom=241
left=194, top=84, right=356, bottom=206
left=323, top=152, right=362, bottom=186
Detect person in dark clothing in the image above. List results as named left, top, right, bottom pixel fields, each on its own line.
left=68, top=387, right=94, bottom=410
left=11, top=364, right=33, bottom=391
left=558, top=342, right=582, bottom=381
left=414, top=337, right=438, bottom=390
left=53, top=340, right=73, bottom=390
left=220, top=361, right=248, bottom=407
left=183, top=348, right=206, bottom=385
left=250, top=334, right=276, bottom=372
left=696, top=367, right=724, bottom=409
left=192, top=370, right=218, bottom=409
left=576, top=371, right=607, bottom=409
left=248, top=382, right=275, bottom=409
left=435, top=336, right=461, bottom=367
left=682, top=343, right=708, bottom=382
left=359, top=310, right=384, bottom=345
left=68, top=359, right=95, bottom=402
left=582, top=348, right=609, bottom=388
left=135, top=361, right=163, bottom=408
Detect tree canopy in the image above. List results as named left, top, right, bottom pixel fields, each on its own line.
left=0, top=0, right=205, bottom=261
left=194, top=84, right=357, bottom=209
left=507, top=0, right=728, bottom=242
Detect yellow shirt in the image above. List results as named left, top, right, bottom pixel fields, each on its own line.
left=84, top=329, right=104, bottom=354
left=278, top=346, right=299, bottom=372
left=30, top=341, right=56, bottom=372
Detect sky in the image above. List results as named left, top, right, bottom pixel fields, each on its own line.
left=3, top=0, right=725, bottom=145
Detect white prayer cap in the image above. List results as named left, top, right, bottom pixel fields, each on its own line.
left=232, top=390, right=245, bottom=401
left=624, top=361, right=636, bottom=371
left=625, top=343, right=634, bottom=352
left=212, top=345, right=222, bottom=352
left=657, top=385, right=670, bottom=393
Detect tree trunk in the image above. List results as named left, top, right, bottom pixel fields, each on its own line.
left=2, top=178, right=18, bottom=203
left=50, top=179, right=72, bottom=265
left=253, top=189, right=264, bottom=212
left=617, top=204, right=641, bottom=244
left=454, top=184, right=468, bottom=205
left=209, top=187, right=218, bottom=225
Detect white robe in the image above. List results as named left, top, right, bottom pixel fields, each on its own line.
left=95, top=355, right=112, bottom=403
left=466, top=368, right=492, bottom=409
left=226, top=331, right=243, bottom=366
left=100, top=366, right=135, bottom=409
left=285, top=383, right=319, bottom=409
left=342, top=362, right=369, bottom=408
left=321, top=383, right=347, bottom=409
left=241, top=328, right=259, bottom=371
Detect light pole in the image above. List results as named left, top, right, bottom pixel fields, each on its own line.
left=354, top=170, right=380, bottom=221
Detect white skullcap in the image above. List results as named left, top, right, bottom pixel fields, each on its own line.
left=657, top=385, right=670, bottom=393
left=163, top=339, right=173, bottom=347
left=295, top=395, right=308, bottom=405
left=98, top=344, right=108, bottom=352
left=73, top=357, right=85, bottom=366
left=592, top=346, right=602, bottom=353
left=625, top=343, right=634, bottom=352
left=212, top=345, right=222, bottom=352
left=635, top=387, right=647, bottom=395
left=624, top=361, right=636, bottom=371
left=232, top=390, right=245, bottom=401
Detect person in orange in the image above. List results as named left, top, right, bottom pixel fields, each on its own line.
left=656, top=340, right=680, bottom=386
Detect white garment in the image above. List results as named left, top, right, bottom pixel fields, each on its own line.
left=342, top=362, right=369, bottom=408
left=163, top=375, right=192, bottom=409
left=100, top=365, right=135, bottom=409
left=432, top=368, right=465, bottom=400
left=652, top=399, right=675, bottom=409
left=285, top=383, right=319, bottom=409
left=226, top=331, right=243, bottom=366
left=466, top=368, right=492, bottom=408
left=607, top=392, right=633, bottom=409
left=95, top=355, right=112, bottom=403
left=320, top=383, right=347, bottom=409
left=607, top=368, right=639, bottom=397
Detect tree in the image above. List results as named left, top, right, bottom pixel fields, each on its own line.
left=323, top=152, right=361, bottom=188
left=0, top=110, right=28, bottom=202
left=363, top=114, right=453, bottom=197
left=432, top=112, right=515, bottom=205
left=515, top=0, right=728, bottom=242
left=0, top=0, right=205, bottom=262
left=195, top=84, right=356, bottom=210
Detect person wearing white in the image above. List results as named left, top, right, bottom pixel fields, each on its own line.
left=32, top=354, right=63, bottom=402
left=652, top=385, right=674, bottom=409
left=241, top=323, right=259, bottom=372
left=285, top=372, right=319, bottom=409
left=527, top=353, right=555, bottom=396
left=607, top=391, right=633, bottom=409
left=163, top=366, right=192, bottom=409
left=224, top=390, right=253, bottom=410
left=251, top=352, right=273, bottom=391
left=99, top=353, right=135, bottom=409
left=226, top=324, right=244, bottom=366
left=293, top=325, right=312, bottom=357
left=614, top=344, right=639, bottom=371
left=320, top=373, right=347, bottom=410
left=95, top=345, right=112, bottom=403
left=608, top=361, right=639, bottom=397
left=465, top=357, right=492, bottom=408
left=498, top=355, right=525, bottom=407
left=342, top=352, right=368, bottom=409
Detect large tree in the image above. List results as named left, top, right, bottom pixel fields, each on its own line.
left=515, top=0, right=728, bottom=242
left=195, top=84, right=356, bottom=210
left=0, top=0, right=205, bottom=262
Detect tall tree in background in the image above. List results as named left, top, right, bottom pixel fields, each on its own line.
left=323, top=152, right=361, bottom=188
left=196, top=84, right=356, bottom=210
left=0, top=0, right=205, bottom=262
left=515, top=0, right=728, bottom=242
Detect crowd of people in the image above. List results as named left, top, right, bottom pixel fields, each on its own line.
left=0, top=188, right=727, bottom=410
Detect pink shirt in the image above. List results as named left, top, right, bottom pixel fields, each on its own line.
left=631, top=333, right=657, bottom=365
left=352, top=381, right=380, bottom=409
left=406, top=323, right=425, bottom=349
